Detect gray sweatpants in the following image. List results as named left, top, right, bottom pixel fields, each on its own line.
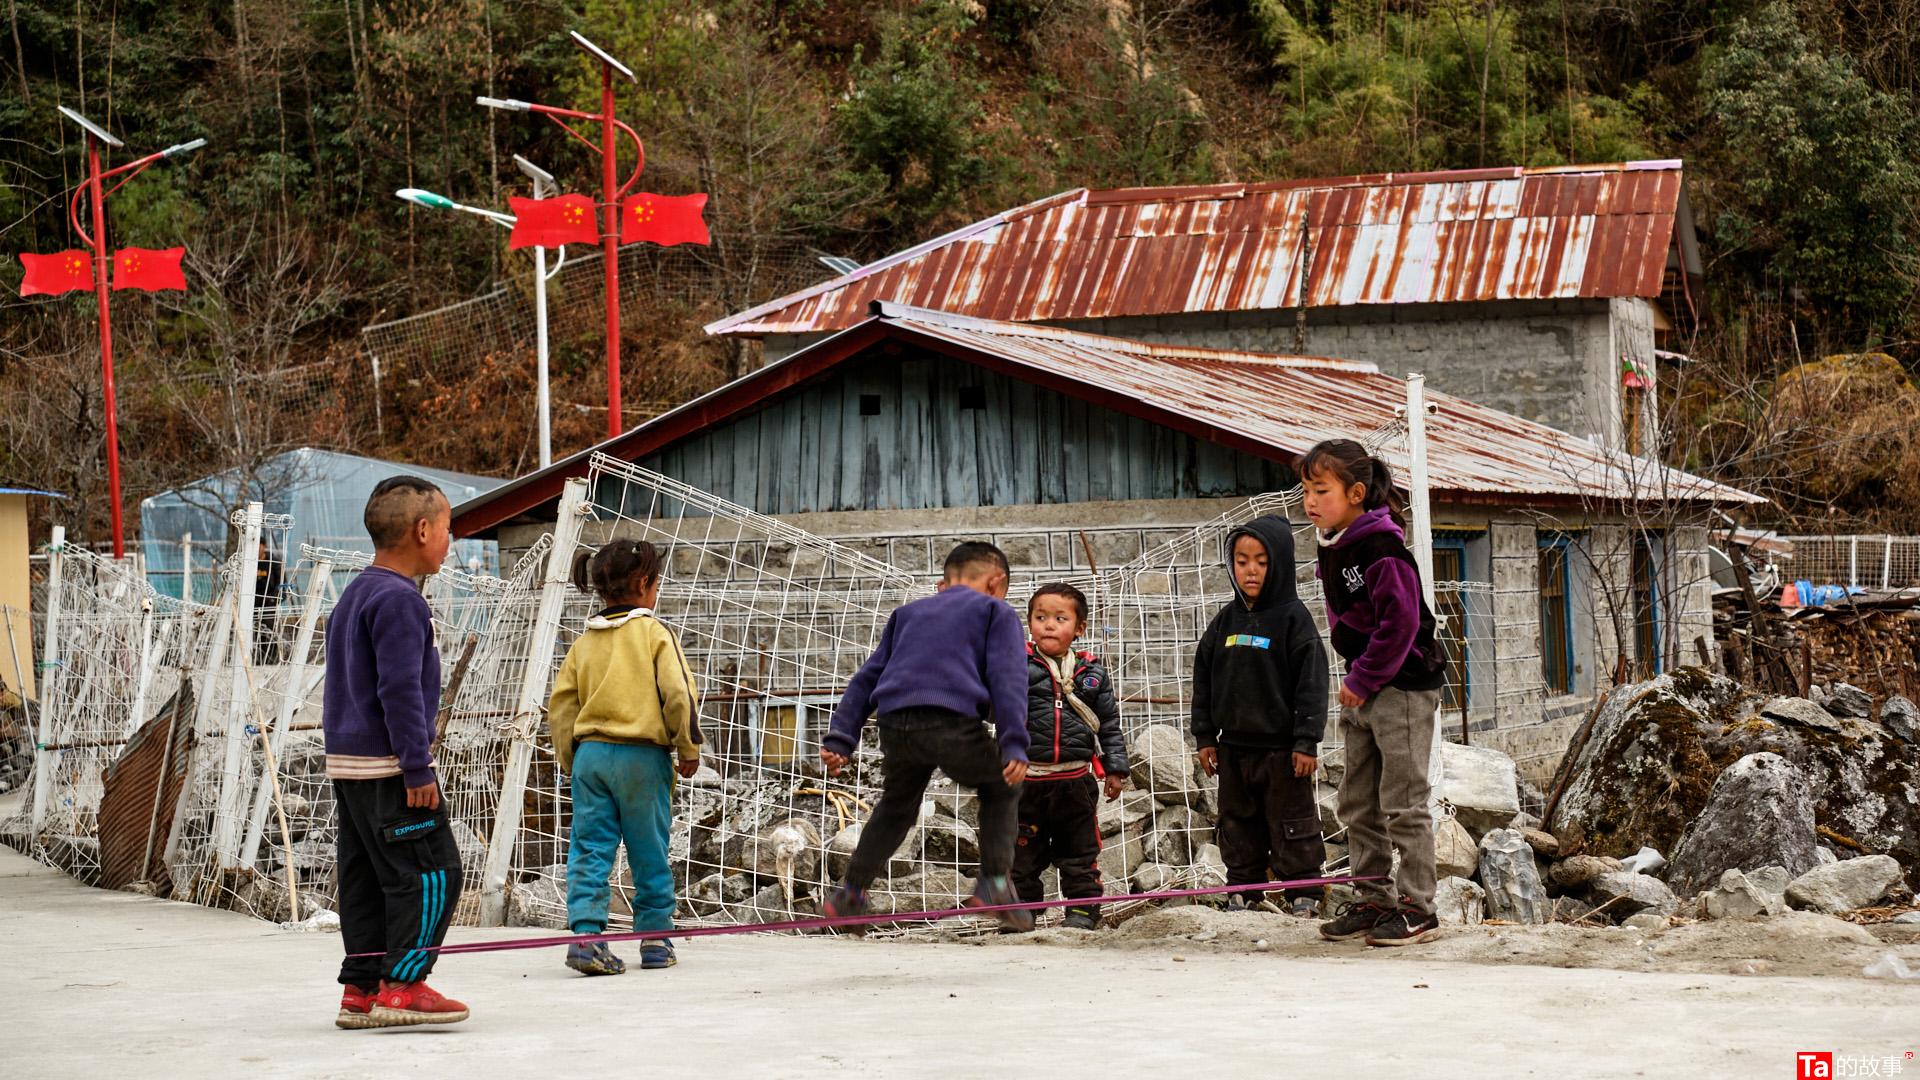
left=1336, top=685, right=1443, bottom=915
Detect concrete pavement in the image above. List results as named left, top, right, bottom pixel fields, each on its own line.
left=2, top=845, right=1912, bottom=1079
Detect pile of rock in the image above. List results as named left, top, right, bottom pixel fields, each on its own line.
left=1427, top=670, right=1919, bottom=932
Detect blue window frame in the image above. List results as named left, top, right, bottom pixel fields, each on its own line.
left=1433, top=537, right=1470, bottom=713
left=1538, top=536, right=1575, bottom=694
left=1633, top=537, right=1662, bottom=676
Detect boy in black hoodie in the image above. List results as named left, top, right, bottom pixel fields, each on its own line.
left=1191, top=515, right=1330, bottom=916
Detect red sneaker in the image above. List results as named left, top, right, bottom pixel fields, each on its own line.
left=371, top=980, right=470, bottom=1026
left=335, top=985, right=378, bottom=1030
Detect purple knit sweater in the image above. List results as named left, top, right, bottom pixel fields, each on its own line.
left=321, top=567, right=441, bottom=787
left=825, top=586, right=1031, bottom=762
left=1315, top=507, right=1428, bottom=700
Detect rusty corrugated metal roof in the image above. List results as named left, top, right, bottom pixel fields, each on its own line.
left=877, top=303, right=1760, bottom=505
left=709, top=161, right=1686, bottom=337
left=457, top=295, right=1757, bottom=537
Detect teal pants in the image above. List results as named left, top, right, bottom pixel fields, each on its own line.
left=566, top=740, right=676, bottom=934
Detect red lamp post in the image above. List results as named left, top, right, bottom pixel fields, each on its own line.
left=479, top=32, right=642, bottom=440
left=56, top=106, right=206, bottom=560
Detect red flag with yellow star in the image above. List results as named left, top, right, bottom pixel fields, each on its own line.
left=621, top=192, right=709, bottom=246
left=111, top=246, right=187, bottom=292
left=508, top=194, right=598, bottom=250
left=18, top=249, right=94, bottom=296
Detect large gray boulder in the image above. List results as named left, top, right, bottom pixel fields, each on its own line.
left=1824, top=683, right=1875, bottom=719
left=1785, top=854, right=1907, bottom=913
left=1698, top=867, right=1790, bottom=919
left=1131, top=725, right=1205, bottom=805
left=1477, top=829, right=1548, bottom=924
left=1436, top=742, right=1521, bottom=837
left=1546, top=670, right=1920, bottom=885
left=1665, top=752, right=1819, bottom=897
left=1590, top=870, right=1679, bottom=918
left=1884, top=695, right=1920, bottom=745
left=1434, top=875, right=1486, bottom=926
left=1434, top=815, right=1479, bottom=881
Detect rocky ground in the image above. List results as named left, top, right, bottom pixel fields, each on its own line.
left=975, top=903, right=1920, bottom=981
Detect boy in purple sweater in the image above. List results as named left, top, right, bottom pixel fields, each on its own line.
left=818, top=542, right=1034, bottom=931
left=323, top=476, right=469, bottom=1028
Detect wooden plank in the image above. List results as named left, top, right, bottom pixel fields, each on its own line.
left=756, top=401, right=783, bottom=513
left=898, top=356, right=933, bottom=510
left=838, top=367, right=866, bottom=512
left=1036, top=382, right=1067, bottom=504
left=1195, top=436, right=1238, bottom=498
left=731, top=411, right=761, bottom=511
left=1005, top=365, right=1041, bottom=505
left=810, top=382, right=842, bottom=513
left=1062, top=396, right=1090, bottom=504
left=941, top=360, right=982, bottom=507
left=777, top=394, right=804, bottom=515
left=1088, top=398, right=1122, bottom=503
left=976, top=368, right=1017, bottom=507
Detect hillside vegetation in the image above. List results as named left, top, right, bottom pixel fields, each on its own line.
left=4, top=0, right=1920, bottom=537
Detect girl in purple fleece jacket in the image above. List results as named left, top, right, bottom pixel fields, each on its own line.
left=1299, top=439, right=1448, bottom=948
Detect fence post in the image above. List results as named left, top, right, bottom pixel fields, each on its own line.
left=479, top=477, right=590, bottom=926
left=182, top=532, right=195, bottom=603
left=29, top=526, right=66, bottom=836
left=1849, top=536, right=1859, bottom=591
left=213, top=503, right=264, bottom=867
left=1883, top=536, right=1894, bottom=592
left=126, top=598, right=159, bottom=738
left=1404, top=376, right=1447, bottom=777
left=239, top=556, right=333, bottom=870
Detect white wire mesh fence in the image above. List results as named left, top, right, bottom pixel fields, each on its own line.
left=1777, top=535, right=1920, bottom=592
left=7, top=428, right=1556, bottom=933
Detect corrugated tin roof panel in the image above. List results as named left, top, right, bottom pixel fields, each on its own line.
left=710, top=161, right=1686, bottom=337
left=877, top=304, right=1759, bottom=505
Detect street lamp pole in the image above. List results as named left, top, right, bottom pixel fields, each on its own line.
left=516, top=155, right=557, bottom=469
left=58, top=107, right=205, bottom=560
left=397, top=152, right=561, bottom=468
left=479, top=31, right=640, bottom=441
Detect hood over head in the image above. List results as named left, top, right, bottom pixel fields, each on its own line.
left=1225, top=514, right=1298, bottom=610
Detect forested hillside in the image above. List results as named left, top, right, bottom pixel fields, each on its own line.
left=5, top=0, right=1920, bottom=540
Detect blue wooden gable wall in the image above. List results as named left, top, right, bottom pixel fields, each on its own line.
left=603, top=349, right=1294, bottom=516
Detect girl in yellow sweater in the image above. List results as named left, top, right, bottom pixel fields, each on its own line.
left=547, top=539, right=702, bottom=975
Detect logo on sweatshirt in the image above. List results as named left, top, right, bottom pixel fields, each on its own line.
left=1224, top=634, right=1272, bottom=650
left=1079, top=674, right=1102, bottom=691
left=1342, top=566, right=1366, bottom=593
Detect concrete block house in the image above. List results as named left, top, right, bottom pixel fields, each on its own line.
left=455, top=297, right=1758, bottom=785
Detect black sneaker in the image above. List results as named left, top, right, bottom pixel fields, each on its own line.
left=1365, top=907, right=1441, bottom=947
left=819, top=884, right=871, bottom=936
left=1225, top=892, right=1252, bottom=912
left=1062, top=908, right=1098, bottom=931
left=965, top=875, right=1035, bottom=933
left=1318, top=901, right=1391, bottom=941
left=1287, top=895, right=1323, bottom=919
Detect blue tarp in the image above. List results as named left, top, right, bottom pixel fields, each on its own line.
left=139, top=448, right=505, bottom=601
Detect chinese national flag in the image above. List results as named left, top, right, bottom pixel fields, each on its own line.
left=508, top=194, right=599, bottom=250
left=18, top=250, right=94, bottom=296
left=621, top=192, right=709, bottom=246
left=111, top=246, right=187, bottom=292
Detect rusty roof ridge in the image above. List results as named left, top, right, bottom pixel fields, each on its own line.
left=872, top=300, right=1377, bottom=372
left=703, top=187, right=1090, bottom=335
